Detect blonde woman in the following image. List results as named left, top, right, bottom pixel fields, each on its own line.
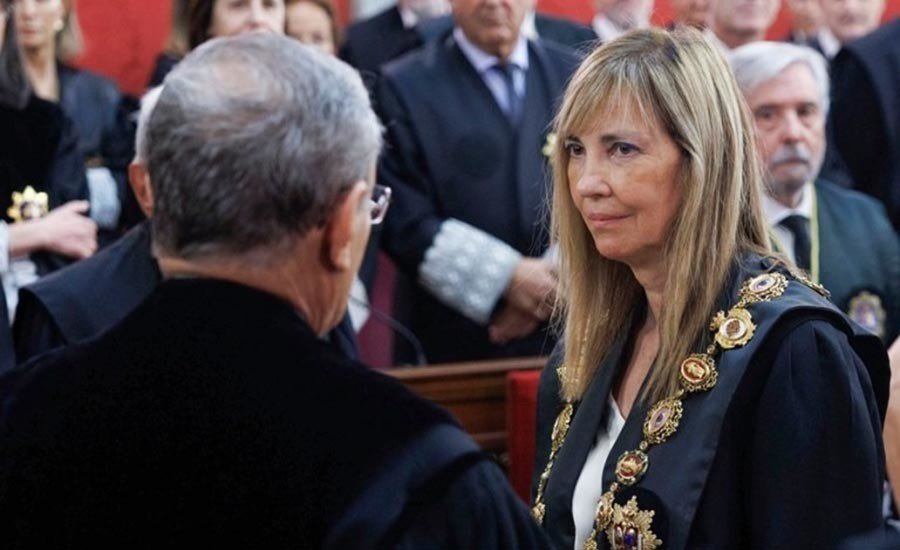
left=531, top=28, right=888, bottom=549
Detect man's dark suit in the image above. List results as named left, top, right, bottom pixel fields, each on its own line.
left=376, top=34, right=578, bottom=363
left=815, top=179, right=900, bottom=342
left=340, top=8, right=594, bottom=78
left=830, top=19, right=900, bottom=230
left=533, top=13, right=598, bottom=51
left=0, top=279, right=549, bottom=548
left=340, top=6, right=449, bottom=79
left=13, top=222, right=358, bottom=363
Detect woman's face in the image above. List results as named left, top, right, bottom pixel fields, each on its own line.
left=209, top=0, right=285, bottom=40
left=565, top=101, right=684, bottom=268
left=286, top=1, right=334, bottom=56
left=13, top=0, right=64, bottom=52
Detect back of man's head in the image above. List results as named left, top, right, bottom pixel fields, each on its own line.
left=147, top=33, right=382, bottom=262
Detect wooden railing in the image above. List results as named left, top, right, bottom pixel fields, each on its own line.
left=388, top=356, right=545, bottom=454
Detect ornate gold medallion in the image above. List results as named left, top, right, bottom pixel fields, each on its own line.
left=606, top=496, right=662, bottom=550
left=7, top=186, right=49, bottom=223
left=615, top=450, right=649, bottom=486
left=679, top=353, right=718, bottom=393
left=848, top=291, right=886, bottom=338
left=741, top=272, right=788, bottom=302
left=643, top=397, right=683, bottom=445
left=551, top=403, right=574, bottom=453
left=713, top=307, right=756, bottom=350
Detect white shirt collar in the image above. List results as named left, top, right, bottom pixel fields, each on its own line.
left=763, top=181, right=815, bottom=228
left=399, top=6, right=419, bottom=29
left=818, top=28, right=842, bottom=59
left=453, top=27, right=530, bottom=74
left=522, top=10, right=538, bottom=41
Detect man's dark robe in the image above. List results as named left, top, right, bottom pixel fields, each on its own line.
left=0, top=279, right=549, bottom=548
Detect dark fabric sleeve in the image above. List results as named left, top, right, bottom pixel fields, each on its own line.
left=373, top=75, right=443, bottom=274
left=11, top=289, right=65, bottom=365
left=0, top=289, right=13, bottom=373
left=392, top=458, right=551, bottom=550
left=746, top=319, right=886, bottom=549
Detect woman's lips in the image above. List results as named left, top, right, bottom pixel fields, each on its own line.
left=586, top=212, right=630, bottom=228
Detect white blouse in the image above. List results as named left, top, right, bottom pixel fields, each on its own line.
left=572, top=396, right=627, bottom=550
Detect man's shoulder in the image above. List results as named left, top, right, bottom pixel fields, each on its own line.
left=842, top=18, right=900, bottom=60
left=816, top=178, right=893, bottom=225
left=25, top=224, right=152, bottom=302
left=535, top=13, right=598, bottom=48
left=382, top=34, right=450, bottom=82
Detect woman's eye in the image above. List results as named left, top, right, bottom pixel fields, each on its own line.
left=611, top=142, right=638, bottom=156
left=564, top=141, right=584, bottom=157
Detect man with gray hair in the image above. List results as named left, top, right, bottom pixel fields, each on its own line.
left=0, top=34, right=548, bottom=548
left=729, top=41, right=899, bottom=343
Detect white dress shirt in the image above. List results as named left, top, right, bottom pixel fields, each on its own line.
left=572, top=397, right=627, bottom=550
left=453, top=27, right=529, bottom=115
left=763, top=182, right=814, bottom=264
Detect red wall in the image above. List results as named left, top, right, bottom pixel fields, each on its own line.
left=75, top=0, right=900, bottom=97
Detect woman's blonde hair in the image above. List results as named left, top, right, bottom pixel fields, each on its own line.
left=551, top=27, right=771, bottom=403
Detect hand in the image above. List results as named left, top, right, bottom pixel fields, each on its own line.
left=488, top=302, right=541, bottom=345
left=36, top=201, right=98, bottom=260
left=503, top=257, right=557, bottom=321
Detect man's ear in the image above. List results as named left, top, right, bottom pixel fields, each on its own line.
left=322, top=181, right=368, bottom=271
left=128, top=162, right=155, bottom=218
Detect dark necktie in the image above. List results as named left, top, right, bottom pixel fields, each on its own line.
left=779, top=214, right=812, bottom=271
left=493, top=63, right=522, bottom=126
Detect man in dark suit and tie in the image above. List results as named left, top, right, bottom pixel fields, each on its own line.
left=731, top=41, right=900, bottom=343
left=0, top=34, right=548, bottom=548
left=376, top=0, right=580, bottom=363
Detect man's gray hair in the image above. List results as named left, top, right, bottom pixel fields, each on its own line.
left=134, top=86, right=162, bottom=164
left=728, top=41, right=831, bottom=115
left=147, top=33, right=383, bottom=260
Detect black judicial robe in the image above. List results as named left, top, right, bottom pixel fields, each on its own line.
left=0, top=279, right=549, bottom=549
left=814, top=179, right=900, bottom=343
left=532, top=258, right=889, bottom=550
left=12, top=222, right=358, bottom=363
left=0, top=290, right=12, bottom=372
left=830, top=19, right=900, bottom=230
left=376, top=35, right=578, bottom=363
left=0, top=95, right=88, bottom=275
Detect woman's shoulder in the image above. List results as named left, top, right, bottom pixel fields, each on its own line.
left=58, top=65, right=122, bottom=103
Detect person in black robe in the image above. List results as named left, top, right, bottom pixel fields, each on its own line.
left=13, top=86, right=358, bottom=364
left=530, top=28, right=889, bottom=550
left=0, top=34, right=548, bottom=549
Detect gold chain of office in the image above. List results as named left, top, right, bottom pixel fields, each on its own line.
left=531, top=272, right=811, bottom=550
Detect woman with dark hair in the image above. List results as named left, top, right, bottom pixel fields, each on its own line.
left=286, top=0, right=340, bottom=56
left=187, top=0, right=285, bottom=50
left=148, top=0, right=189, bottom=88
left=0, top=0, right=94, bottom=341
left=13, top=0, right=133, bottom=236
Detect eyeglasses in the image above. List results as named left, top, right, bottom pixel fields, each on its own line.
left=369, top=184, right=391, bottom=225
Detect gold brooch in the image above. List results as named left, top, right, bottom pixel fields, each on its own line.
left=606, top=496, right=662, bottom=550
left=679, top=353, right=718, bottom=393
left=741, top=272, right=788, bottom=302
left=848, top=291, right=886, bottom=338
left=643, top=398, right=683, bottom=445
left=796, top=274, right=831, bottom=299
left=7, top=186, right=49, bottom=223
left=542, top=132, right=557, bottom=157
left=615, top=450, right=649, bottom=486
left=713, top=307, right=755, bottom=350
